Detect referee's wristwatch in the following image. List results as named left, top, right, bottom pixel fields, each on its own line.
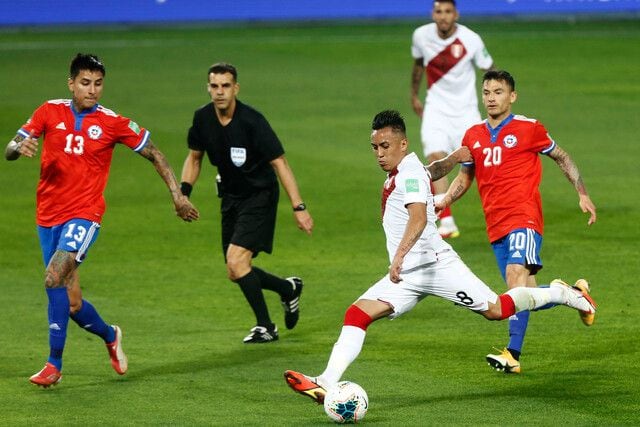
left=293, top=203, right=306, bottom=212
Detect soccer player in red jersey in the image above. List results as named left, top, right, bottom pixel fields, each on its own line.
left=436, top=70, right=597, bottom=373
left=5, top=53, right=199, bottom=387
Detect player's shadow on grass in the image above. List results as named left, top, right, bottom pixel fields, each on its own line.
left=381, top=370, right=614, bottom=411
left=122, top=343, right=294, bottom=380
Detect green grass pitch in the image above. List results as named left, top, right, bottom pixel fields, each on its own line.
left=0, top=19, right=639, bottom=425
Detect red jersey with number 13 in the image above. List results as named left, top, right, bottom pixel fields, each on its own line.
left=18, top=100, right=150, bottom=227
left=461, top=114, right=556, bottom=242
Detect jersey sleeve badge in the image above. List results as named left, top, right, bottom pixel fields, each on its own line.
left=405, top=179, right=419, bottom=193
left=128, top=120, right=141, bottom=134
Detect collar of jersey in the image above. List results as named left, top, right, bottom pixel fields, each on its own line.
left=70, top=102, right=99, bottom=131
left=485, top=113, right=514, bottom=143
left=389, top=152, right=418, bottom=177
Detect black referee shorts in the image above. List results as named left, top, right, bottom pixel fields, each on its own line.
left=220, top=186, right=279, bottom=258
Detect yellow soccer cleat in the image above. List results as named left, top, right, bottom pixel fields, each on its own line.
left=550, top=278, right=596, bottom=326
left=572, top=279, right=596, bottom=326
left=486, top=348, right=521, bottom=374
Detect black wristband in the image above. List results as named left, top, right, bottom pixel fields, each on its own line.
left=293, top=203, right=306, bottom=212
left=180, top=182, right=193, bottom=197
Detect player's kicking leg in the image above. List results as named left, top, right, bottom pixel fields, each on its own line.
left=487, top=278, right=596, bottom=373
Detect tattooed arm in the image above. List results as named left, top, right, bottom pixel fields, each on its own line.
left=411, top=58, right=425, bottom=117
left=434, top=165, right=475, bottom=216
left=426, top=146, right=472, bottom=181
left=548, top=145, right=597, bottom=225
left=138, top=140, right=199, bottom=222
left=5, top=132, right=38, bottom=161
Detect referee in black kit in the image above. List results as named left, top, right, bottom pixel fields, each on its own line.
left=180, top=62, right=314, bottom=343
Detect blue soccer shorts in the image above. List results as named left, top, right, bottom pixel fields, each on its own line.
left=491, top=227, right=543, bottom=280
left=37, top=218, right=101, bottom=267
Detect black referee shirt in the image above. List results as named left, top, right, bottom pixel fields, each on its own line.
left=187, top=100, right=285, bottom=197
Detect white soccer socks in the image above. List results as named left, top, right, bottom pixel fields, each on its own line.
left=505, top=284, right=593, bottom=313
left=318, top=326, right=366, bottom=387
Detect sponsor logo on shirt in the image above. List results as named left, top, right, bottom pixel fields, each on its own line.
left=406, top=179, right=419, bottom=193
left=87, top=125, right=103, bottom=140
left=503, top=134, right=518, bottom=148
left=128, top=120, right=141, bottom=134
left=472, top=141, right=481, bottom=149
left=230, top=147, right=246, bottom=167
left=56, top=122, right=67, bottom=130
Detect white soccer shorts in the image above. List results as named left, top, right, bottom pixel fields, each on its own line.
left=358, top=250, right=498, bottom=319
left=420, top=105, right=481, bottom=158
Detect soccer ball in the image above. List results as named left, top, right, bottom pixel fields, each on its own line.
left=323, top=381, right=369, bottom=424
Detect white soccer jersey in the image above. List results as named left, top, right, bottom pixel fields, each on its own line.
left=411, top=23, right=493, bottom=116
left=381, top=153, right=452, bottom=270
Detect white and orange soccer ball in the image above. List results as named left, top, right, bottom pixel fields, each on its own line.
left=323, top=381, right=369, bottom=424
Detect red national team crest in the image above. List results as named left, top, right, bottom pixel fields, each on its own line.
left=451, top=43, right=464, bottom=59
left=503, top=134, right=518, bottom=148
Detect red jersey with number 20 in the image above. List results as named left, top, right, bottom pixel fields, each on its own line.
left=18, top=100, right=150, bottom=227
left=461, top=114, right=556, bottom=243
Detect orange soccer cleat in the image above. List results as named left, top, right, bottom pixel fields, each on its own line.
left=284, top=370, right=327, bottom=404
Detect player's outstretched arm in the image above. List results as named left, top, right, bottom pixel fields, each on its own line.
left=271, top=155, right=313, bottom=235
left=548, top=145, right=597, bottom=225
left=138, top=140, right=200, bottom=222
left=5, top=132, right=38, bottom=161
left=426, top=146, right=472, bottom=181
left=434, top=165, right=475, bottom=216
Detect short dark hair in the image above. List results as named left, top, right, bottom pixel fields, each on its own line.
left=69, top=53, right=105, bottom=79
left=372, top=110, right=406, bottom=135
left=483, top=70, right=516, bottom=91
left=208, top=62, right=238, bottom=81
left=434, top=0, right=456, bottom=6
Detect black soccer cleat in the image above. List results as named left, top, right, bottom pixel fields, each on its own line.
left=243, top=325, right=279, bottom=344
left=282, top=277, right=304, bottom=329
